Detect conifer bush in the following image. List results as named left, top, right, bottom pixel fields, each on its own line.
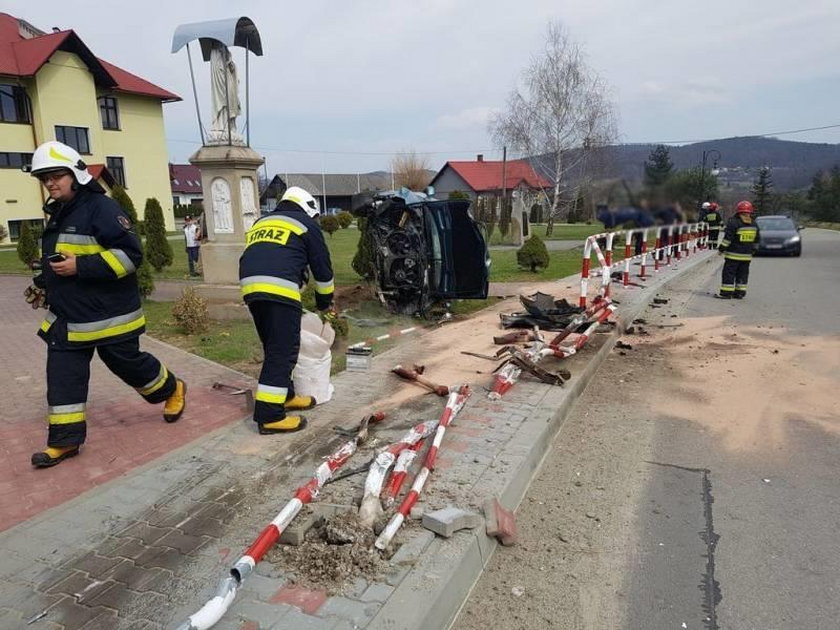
left=143, top=198, right=173, bottom=271
left=516, top=234, right=550, bottom=272
left=16, top=221, right=39, bottom=267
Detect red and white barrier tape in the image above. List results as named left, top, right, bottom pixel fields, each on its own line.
left=359, top=419, right=438, bottom=526
left=374, top=385, right=472, bottom=550
left=175, top=435, right=364, bottom=630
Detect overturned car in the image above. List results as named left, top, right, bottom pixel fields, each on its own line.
left=351, top=189, right=490, bottom=316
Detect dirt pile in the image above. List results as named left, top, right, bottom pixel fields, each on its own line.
left=270, top=510, right=389, bottom=594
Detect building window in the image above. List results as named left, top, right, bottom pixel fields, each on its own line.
left=0, top=84, right=31, bottom=123
left=55, top=126, right=90, bottom=154
left=98, top=96, right=120, bottom=130
left=8, top=218, right=44, bottom=241
left=106, top=156, right=126, bottom=187
left=0, top=152, right=33, bottom=169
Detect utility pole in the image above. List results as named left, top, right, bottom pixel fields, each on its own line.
left=501, top=146, right=507, bottom=228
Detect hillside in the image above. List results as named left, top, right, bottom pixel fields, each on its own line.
left=601, top=137, right=840, bottom=190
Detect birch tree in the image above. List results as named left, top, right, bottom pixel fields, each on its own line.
left=489, top=22, right=617, bottom=233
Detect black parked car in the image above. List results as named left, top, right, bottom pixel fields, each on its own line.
left=351, top=189, right=490, bottom=316
left=755, top=215, right=802, bottom=256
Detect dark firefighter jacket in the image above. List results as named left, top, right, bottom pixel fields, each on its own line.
left=702, top=209, right=723, bottom=227
left=719, top=214, right=760, bottom=261
left=238, top=201, right=335, bottom=311
left=38, top=187, right=145, bottom=349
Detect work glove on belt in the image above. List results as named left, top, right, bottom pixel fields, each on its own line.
left=24, top=283, right=47, bottom=309
left=25, top=260, right=48, bottom=309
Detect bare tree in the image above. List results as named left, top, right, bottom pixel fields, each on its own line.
left=489, top=22, right=617, bottom=232
left=391, top=150, right=432, bottom=191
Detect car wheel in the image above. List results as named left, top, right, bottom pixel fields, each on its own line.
left=793, top=248, right=801, bottom=257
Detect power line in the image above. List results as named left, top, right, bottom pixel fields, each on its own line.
left=166, top=122, right=840, bottom=157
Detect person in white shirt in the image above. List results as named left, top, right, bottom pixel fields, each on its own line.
left=183, top=215, right=201, bottom=277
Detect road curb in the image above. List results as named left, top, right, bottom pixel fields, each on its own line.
left=369, top=250, right=716, bottom=630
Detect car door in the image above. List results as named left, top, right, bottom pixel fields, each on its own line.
left=423, top=200, right=490, bottom=299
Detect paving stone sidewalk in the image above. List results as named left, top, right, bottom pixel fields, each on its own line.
left=0, top=248, right=715, bottom=630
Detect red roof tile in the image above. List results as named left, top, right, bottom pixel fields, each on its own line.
left=0, top=13, right=179, bottom=101
left=169, top=163, right=203, bottom=194
left=432, top=159, right=551, bottom=193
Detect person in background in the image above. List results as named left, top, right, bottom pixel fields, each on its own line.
left=24, top=141, right=186, bottom=468
left=701, top=201, right=724, bottom=247
left=717, top=200, right=759, bottom=299
left=183, top=214, right=201, bottom=277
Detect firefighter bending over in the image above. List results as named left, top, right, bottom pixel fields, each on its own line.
left=239, top=186, right=335, bottom=434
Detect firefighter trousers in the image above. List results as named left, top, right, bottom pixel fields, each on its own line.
left=248, top=301, right=302, bottom=425
left=46, top=338, right=177, bottom=447
left=720, top=257, right=751, bottom=297
left=708, top=228, right=721, bottom=247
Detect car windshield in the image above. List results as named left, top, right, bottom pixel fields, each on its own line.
left=757, top=217, right=796, bottom=230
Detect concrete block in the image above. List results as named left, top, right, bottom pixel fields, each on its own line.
left=279, top=510, right=325, bottom=546
left=421, top=507, right=482, bottom=538
left=390, top=531, right=435, bottom=566
left=360, top=582, right=395, bottom=603
left=483, top=497, right=518, bottom=546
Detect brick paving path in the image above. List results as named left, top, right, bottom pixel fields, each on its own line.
left=0, top=276, right=253, bottom=533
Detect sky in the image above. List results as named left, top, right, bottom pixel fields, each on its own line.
left=12, top=0, right=840, bottom=176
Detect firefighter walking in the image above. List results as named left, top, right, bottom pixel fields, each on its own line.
left=239, top=187, right=335, bottom=434
left=717, top=200, right=760, bottom=299
left=24, top=141, right=186, bottom=468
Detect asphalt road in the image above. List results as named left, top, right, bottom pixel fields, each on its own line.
left=455, top=228, right=840, bottom=630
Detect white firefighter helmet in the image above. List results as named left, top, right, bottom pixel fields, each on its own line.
left=28, top=141, right=92, bottom=185
left=701, top=202, right=711, bottom=210
left=281, top=186, right=320, bottom=218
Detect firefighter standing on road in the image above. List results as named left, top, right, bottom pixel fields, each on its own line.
left=25, top=141, right=186, bottom=468
left=239, top=186, right=335, bottom=434
left=717, top=200, right=760, bottom=299
left=701, top=201, right=724, bottom=246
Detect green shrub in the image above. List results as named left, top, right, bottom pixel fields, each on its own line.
left=136, top=258, right=155, bottom=298
left=171, top=287, right=209, bottom=334
left=352, top=217, right=376, bottom=280
left=516, top=234, right=550, bottom=272
left=16, top=221, right=39, bottom=267
left=320, top=214, right=340, bottom=237
left=143, top=198, right=173, bottom=271
left=110, top=185, right=138, bottom=225
left=336, top=211, right=354, bottom=229
left=449, top=190, right=470, bottom=200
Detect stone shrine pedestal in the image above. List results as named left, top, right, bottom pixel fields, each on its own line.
left=188, top=144, right=263, bottom=317
left=189, top=144, right=263, bottom=285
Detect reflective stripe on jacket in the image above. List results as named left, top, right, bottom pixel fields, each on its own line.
left=38, top=188, right=145, bottom=349
left=718, top=214, right=759, bottom=261
left=238, top=202, right=335, bottom=310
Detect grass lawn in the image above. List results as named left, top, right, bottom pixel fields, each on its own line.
left=485, top=223, right=603, bottom=245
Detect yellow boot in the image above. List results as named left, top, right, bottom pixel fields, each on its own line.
left=285, top=395, right=316, bottom=410
left=31, top=445, right=80, bottom=468
left=258, top=416, right=307, bottom=434
left=164, top=379, right=187, bottom=423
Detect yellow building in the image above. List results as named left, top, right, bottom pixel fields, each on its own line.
left=0, top=13, right=180, bottom=242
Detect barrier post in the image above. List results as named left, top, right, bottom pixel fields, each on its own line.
left=604, top=233, right=615, bottom=298
left=640, top=228, right=649, bottom=278
left=667, top=226, right=674, bottom=266
left=579, top=237, right=593, bottom=308
left=623, top=230, right=632, bottom=287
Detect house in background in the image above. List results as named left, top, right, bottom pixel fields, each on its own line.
left=429, top=154, right=551, bottom=205
left=169, top=163, right=203, bottom=208
left=260, top=172, right=394, bottom=214
left=0, top=12, right=179, bottom=242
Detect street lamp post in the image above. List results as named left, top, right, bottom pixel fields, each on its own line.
left=698, top=149, right=721, bottom=208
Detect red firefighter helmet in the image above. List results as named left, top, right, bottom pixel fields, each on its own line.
left=710, top=202, right=719, bottom=210
left=735, top=200, right=754, bottom=214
